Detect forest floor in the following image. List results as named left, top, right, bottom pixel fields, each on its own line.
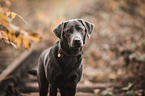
left=0, top=0, right=145, bottom=96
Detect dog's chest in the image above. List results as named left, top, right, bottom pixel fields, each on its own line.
left=54, top=56, right=82, bottom=84
left=59, top=56, right=79, bottom=70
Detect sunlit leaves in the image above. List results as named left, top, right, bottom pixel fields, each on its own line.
left=0, top=13, right=9, bottom=25
left=10, top=12, right=16, bottom=20
left=22, top=35, right=30, bottom=50
left=12, top=33, right=21, bottom=48
left=0, top=30, right=8, bottom=38
left=28, top=32, right=41, bottom=42
left=0, top=1, right=41, bottom=50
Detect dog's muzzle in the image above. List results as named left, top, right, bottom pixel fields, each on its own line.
left=70, top=34, right=83, bottom=48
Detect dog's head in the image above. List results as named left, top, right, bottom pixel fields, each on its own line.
left=53, top=19, right=94, bottom=48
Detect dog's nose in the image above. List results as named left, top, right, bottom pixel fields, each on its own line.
left=74, top=37, right=81, bottom=43
left=71, top=36, right=83, bottom=48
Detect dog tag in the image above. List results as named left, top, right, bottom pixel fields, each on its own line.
left=58, top=53, right=61, bottom=57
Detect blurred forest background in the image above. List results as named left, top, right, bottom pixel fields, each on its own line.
left=0, top=0, right=145, bottom=96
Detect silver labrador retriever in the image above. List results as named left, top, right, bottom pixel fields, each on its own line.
left=37, top=19, right=94, bottom=96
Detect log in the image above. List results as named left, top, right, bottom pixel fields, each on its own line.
left=77, top=83, right=112, bottom=93
left=19, top=82, right=112, bottom=93
left=19, top=86, right=39, bottom=93
left=0, top=49, right=33, bottom=81
left=0, top=46, right=41, bottom=95
left=22, top=92, right=94, bottom=96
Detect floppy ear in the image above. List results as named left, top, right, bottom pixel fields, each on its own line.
left=53, top=22, right=64, bottom=39
left=78, top=19, right=94, bottom=38
left=84, top=21, right=94, bottom=38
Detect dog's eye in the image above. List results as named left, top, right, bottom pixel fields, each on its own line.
left=76, top=27, right=83, bottom=31
left=64, top=30, right=72, bottom=37
left=67, top=30, right=73, bottom=33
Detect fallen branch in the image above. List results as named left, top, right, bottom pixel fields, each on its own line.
left=19, top=82, right=112, bottom=93
left=0, top=49, right=33, bottom=82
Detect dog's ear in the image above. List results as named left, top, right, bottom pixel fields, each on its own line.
left=78, top=19, right=94, bottom=38
left=84, top=21, right=94, bottom=38
left=53, top=22, right=64, bottom=39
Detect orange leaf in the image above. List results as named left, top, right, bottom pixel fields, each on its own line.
left=7, top=32, right=12, bottom=42
left=0, top=13, right=9, bottom=25
left=3, top=25, right=12, bottom=33
left=0, top=13, right=7, bottom=20
left=22, top=35, right=31, bottom=50
left=10, top=12, right=16, bottom=20
left=29, top=35, right=41, bottom=42
left=13, top=34, right=21, bottom=48
left=28, top=32, right=41, bottom=42
left=0, top=30, right=8, bottom=37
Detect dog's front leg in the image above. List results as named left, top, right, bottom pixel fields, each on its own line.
left=37, top=62, right=49, bottom=96
left=59, top=85, right=76, bottom=96
left=49, top=84, right=57, bottom=96
left=67, top=86, right=76, bottom=96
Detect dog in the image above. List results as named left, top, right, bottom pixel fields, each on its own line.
left=37, top=19, right=94, bottom=96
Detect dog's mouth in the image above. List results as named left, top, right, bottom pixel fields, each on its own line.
left=69, top=36, right=83, bottom=48
left=71, top=43, right=82, bottom=48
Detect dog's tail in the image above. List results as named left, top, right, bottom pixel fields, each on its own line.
left=28, top=69, right=37, bottom=76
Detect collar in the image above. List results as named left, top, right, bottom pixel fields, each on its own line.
left=57, top=42, right=83, bottom=57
